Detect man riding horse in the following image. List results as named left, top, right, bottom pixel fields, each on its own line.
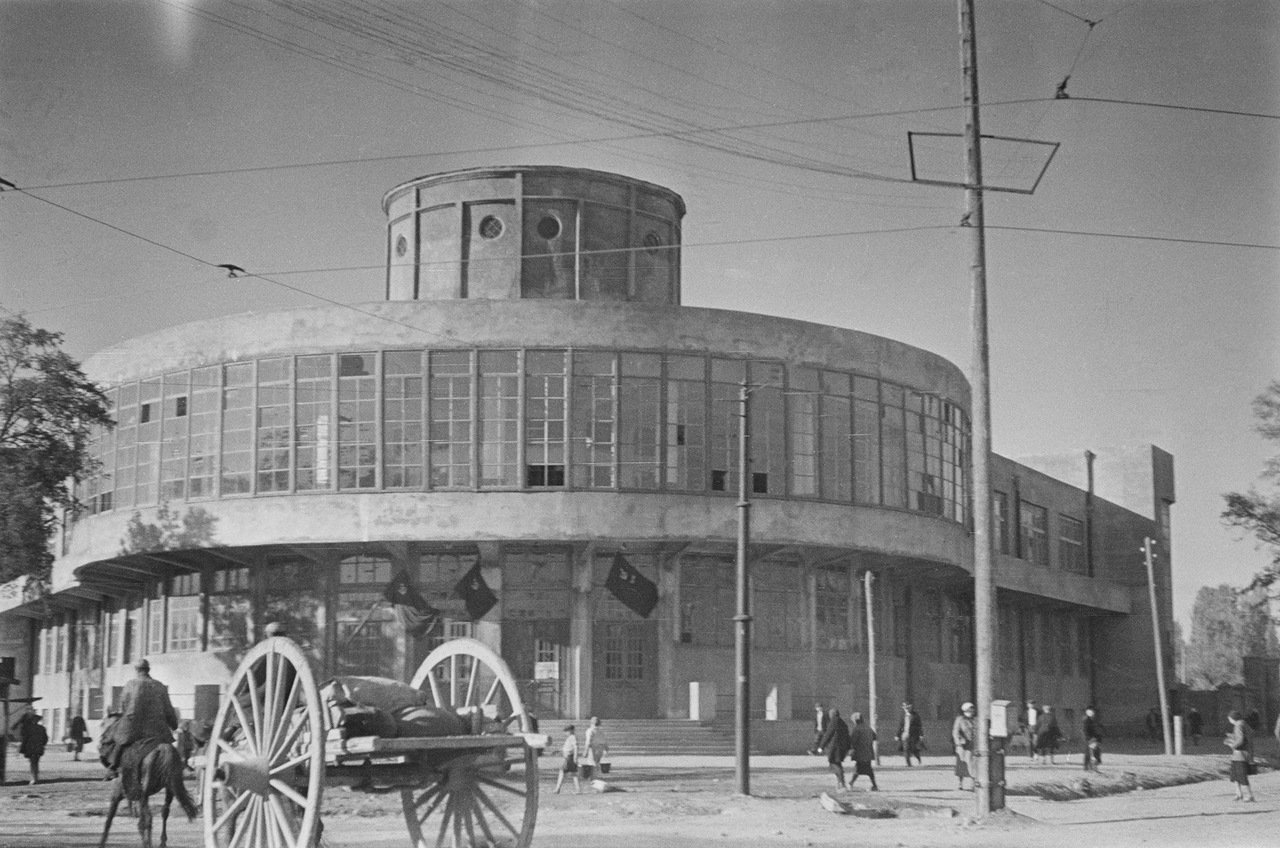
left=108, top=658, right=180, bottom=777
left=99, top=658, right=196, bottom=848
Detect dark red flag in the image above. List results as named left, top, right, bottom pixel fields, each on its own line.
left=453, top=563, right=498, bottom=621
left=605, top=553, right=658, bottom=618
left=383, top=571, right=440, bottom=637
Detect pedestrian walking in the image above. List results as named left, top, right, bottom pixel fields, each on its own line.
left=817, top=707, right=851, bottom=791
left=1145, top=706, right=1160, bottom=742
left=896, top=701, right=923, bottom=767
left=68, top=714, right=88, bottom=761
left=809, top=702, right=828, bottom=755
left=18, top=713, right=49, bottom=785
left=1025, top=700, right=1039, bottom=760
left=1034, top=703, right=1062, bottom=764
left=584, top=716, right=609, bottom=775
left=1082, top=706, right=1103, bottom=771
left=951, top=702, right=976, bottom=790
left=847, top=712, right=878, bottom=791
left=1187, top=706, right=1203, bottom=746
left=554, top=724, right=581, bottom=794
left=1224, top=710, right=1255, bottom=802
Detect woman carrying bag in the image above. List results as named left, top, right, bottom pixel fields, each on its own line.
left=1224, top=710, right=1256, bottom=802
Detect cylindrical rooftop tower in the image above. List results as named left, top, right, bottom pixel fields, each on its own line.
left=382, top=165, right=685, bottom=304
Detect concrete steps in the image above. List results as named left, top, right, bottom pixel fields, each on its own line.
left=585, top=719, right=762, bottom=756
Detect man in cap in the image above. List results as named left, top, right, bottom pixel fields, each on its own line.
left=108, top=658, right=179, bottom=775
left=896, top=701, right=924, bottom=767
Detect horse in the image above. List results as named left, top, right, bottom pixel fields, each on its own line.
left=98, top=715, right=198, bottom=848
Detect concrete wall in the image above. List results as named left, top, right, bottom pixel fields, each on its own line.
left=381, top=167, right=685, bottom=305
left=79, top=299, right=972, bottom=403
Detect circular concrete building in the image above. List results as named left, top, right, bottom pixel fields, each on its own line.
left=20, top=166, right=1169, bottom=749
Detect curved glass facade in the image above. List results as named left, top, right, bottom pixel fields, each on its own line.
left=77, top=348, right=971, bottom=524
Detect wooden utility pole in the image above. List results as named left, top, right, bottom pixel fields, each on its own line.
left=1144, top=537, right=1173, bottom=754
left=864, top=570, right=879, bottom=762
left=958, top=0, right=997, bottom=817
left=735, top=378, right=753, bottom=795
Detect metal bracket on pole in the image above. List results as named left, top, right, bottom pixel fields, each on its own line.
left=907, top=131, right=1060, bottom=195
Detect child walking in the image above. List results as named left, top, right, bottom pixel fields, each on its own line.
left=555, top=724, right=582, bottom=794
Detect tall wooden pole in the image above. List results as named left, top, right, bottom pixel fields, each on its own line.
left=1144, top=537, right=1173, bottom=754
left=735, top=379, right=753, bottom=795
left=958, top=0, right=996, bottom=817
left=864, top=570, right=879, bottom=762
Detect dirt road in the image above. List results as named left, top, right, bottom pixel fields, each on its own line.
left=2, top=750, right=1275, bottom=847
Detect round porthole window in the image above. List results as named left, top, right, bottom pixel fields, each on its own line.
left=643, top=231, right=662, bottom=254
left=479, top=215, right=503, bottom=239
left=536, top=215, right=561, bottom=240
left=395, top=235, right=408, bottom=257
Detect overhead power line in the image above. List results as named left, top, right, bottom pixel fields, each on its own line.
left=1, top=93, right=1273, bottom=197
left=4, top=187, right=453, bottom=343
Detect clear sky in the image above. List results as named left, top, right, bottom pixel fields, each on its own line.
left=2, top=1, right=1277, bottom=630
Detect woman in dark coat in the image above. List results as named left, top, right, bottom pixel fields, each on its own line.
left=1034, top=704, right=1062, bottom=764
left=817, top=707, right=852, bottom=791
left=847, top=711, right=878, bottom=791
left=18, top=713, right=49, bottom=785
left=69, top=714, right=88, bottom=761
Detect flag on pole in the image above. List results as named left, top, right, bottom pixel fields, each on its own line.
left=382, top=571, right=440, bottom=637
left=605, top=553, right=658, bottom=618
left=453, top=562, right=498, bottom=621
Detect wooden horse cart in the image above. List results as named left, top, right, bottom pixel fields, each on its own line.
left=199, top=636, right=547, bottom=848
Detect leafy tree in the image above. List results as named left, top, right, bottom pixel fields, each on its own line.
left=1223, top=380, right=1280, bottom=598
left=1183, top=584, right=1280, bottom=689
left=0, top=314, right=112, bottom=582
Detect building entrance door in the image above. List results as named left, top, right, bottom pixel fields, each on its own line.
left=503, top=619, right=571, bottom=718
left=591, top=620, right=658, bottom=718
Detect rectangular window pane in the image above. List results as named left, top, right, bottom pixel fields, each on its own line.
left=1020, top=501, right=1049, bottom=565
left=665, top=357, right=706, bottom=492
left=709, top=361, right=740, bottom=493
left=993, top=491, right=1010, bottom=554
left=755, top=562, right=804, bottom=649
left=135, top=377, right=162, bottom=505
left=819, top=390, right=852, bottom=501
left=815, top=567, right=851, bottom=650
left=296, top=354, right=333, bottom=491
left=338, top=353, right=377, bottom=489
left=788, top=371, right=818, bottom=496
left=880, top=395, right=906, bottom=508
left=1059, top=514, right=1086, bottom=573
left=571, top=352, right=616, bottom=489
left=147, top=597, right=165, bottom=654
left=257, top=357, right=293, bottom=493
left=384, top=351, right=424, bottom=489
left=187, top=367, right=219, bottom=498
left=221, top=362, right=254, bottom=495
left=480, top=351, right=520, bottom=487
left=429, top=351, right=473, bottom=488
left=679, top=557, right=734, bottom=646
left=619, top=374, right=660, bottom=489
left=525, top=350, right=566, bottom=487
left=159, top=372, right=190, bottom=501
left=166, top=595, right=201, bottom=652
left=853, top=398, right=880, bottom=504
left=749, top=362, right=784, bottom=496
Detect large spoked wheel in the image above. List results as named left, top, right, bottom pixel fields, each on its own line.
left=203, top=636, right=326, bottom=848
left=401, top=638, right=539, bottom=848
